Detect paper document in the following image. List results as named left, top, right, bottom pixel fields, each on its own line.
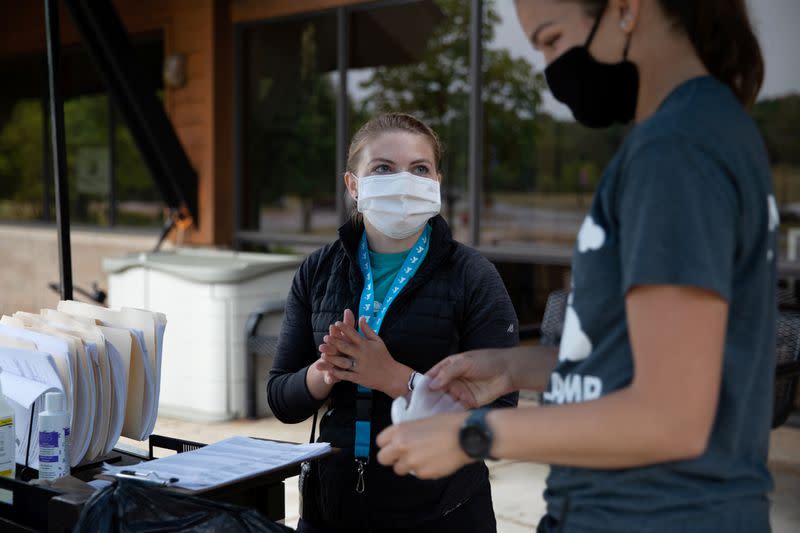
left=56, top=301, right=162, bottom=441
left=0, top=302, right=166, bottom=470
left=103, top=436, right=331, bottom=490
left=0, top=348, right=64, bottom=469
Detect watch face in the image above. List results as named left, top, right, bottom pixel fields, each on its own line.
left=461, top=425, right=489, bottom=458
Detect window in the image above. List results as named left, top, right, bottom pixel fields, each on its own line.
left=240, top=13, right=338, bottom=237
left=0, top=34, right=165, bottom=227
left=480, top=0, right=625, bottom=249
left=348, top=0, right=468, bottom=239
left=749, top=0, right=800, bottom=260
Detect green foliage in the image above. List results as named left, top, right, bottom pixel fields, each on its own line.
left=357, top=0, right=546, bottom=193
left=0, top=100, right=44, bottom=206
left=0, top=93, right=161, bottom=223
left=751, top=94, right=800, bottom=167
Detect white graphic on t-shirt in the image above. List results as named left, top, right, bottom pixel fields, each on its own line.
left=767, top=195, right=779, bottom=262
left=768, top=194, right=780, bottom=232
left=543, top=372, right=603, bottom=404
left=558, top=306, right=593, bottom=362
left=577, top=216, right=606, bottom=253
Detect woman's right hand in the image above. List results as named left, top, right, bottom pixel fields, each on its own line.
left=426, top=349, right=515, bottom=408
left=306, top=309, right=357, bottom=400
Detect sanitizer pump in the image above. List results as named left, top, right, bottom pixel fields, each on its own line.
left=0, top=378, right=15, bottom=479
left=38, top=391, right=70, bottom=481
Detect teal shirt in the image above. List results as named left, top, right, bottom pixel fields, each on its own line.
left=368, top=242, right=430, bottom=316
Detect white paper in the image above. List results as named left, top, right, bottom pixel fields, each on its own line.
left=391, top=374, right=465, bottom=424
left=103, top=436, right=330, bottom=490
left=0, top=324, right=83, bottom=466
left=0, top=348, right=64, bottom=469
left=56, top=301, right=160, bottom=441
left=103, top=340, right=127, bottom=454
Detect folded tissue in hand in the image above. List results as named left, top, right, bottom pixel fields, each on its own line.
left=391, top=375, right=465, bottom=424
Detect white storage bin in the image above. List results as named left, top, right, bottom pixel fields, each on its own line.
left=103, top=249, right=303, bottom=421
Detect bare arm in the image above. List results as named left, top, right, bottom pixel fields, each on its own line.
left=427, top=344, right=558, bottom=407
left=378, top=285, right=727, bottom=476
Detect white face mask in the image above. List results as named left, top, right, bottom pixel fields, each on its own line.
left=355, top=171, right=441, bottom=240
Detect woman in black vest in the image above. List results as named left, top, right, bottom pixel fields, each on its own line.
left=267, top=112, right=519, bottom=533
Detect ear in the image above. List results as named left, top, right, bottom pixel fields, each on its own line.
left=615, top=0, right=639, bottom=34
left=344, top=172, right=358, bottom=201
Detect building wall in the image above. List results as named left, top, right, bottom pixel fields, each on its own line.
left=0, top=224, right=169, bottom=316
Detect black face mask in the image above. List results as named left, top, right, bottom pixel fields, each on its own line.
left=544, top=9, right=639, bottom=128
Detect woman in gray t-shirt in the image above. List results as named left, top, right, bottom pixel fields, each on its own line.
left=376, top=1, right=775, bottom=532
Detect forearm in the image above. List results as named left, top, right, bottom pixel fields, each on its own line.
left=487, top=386, right=706, bottom=468
left=306, top=363, right=335, bottom=400
left=505, top=345, right=558, bottom=392
left=268, top=366, right=325, bottom=423
left=381, top=361, right=414, bottom=399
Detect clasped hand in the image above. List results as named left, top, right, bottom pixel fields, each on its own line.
left=315, top=308, right=404, bottom=395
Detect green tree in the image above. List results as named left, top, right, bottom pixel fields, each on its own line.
left=357, top=0, right=546, bottom=199
left=247, top=21, right=338, bottom=233
left=0, top=100, right=44, bottom=213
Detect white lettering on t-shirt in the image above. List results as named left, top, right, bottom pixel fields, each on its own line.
left=543, top=372, right=604, bottom=404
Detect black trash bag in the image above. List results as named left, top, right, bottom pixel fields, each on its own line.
left=73, top=481, right=295, bottom=533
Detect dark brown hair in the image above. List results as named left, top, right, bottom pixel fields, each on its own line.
left=346, top=112, right=443, bottom=174
left=577, top=0, right=764, bottom=107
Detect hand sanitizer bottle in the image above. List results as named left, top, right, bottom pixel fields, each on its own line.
left=0, top=378, right=15, bottom=479
left=38, top=391, right=70, bottom=481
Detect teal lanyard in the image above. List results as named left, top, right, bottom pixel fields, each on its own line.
left=352, top=225, right=430, bottom=492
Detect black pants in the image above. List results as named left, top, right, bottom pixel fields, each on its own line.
left=296, top=481, right=497, bottom=533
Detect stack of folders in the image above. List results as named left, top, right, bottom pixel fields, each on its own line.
left=0, top=301, right=166, bottom=470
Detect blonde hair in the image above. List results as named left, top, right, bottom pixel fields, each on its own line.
left=346, top=112, right=443, bottom=174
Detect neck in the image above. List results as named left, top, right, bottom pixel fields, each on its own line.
left=634, top=33, right=708, bottom=123
left=364, top=220, right=425, bottom=253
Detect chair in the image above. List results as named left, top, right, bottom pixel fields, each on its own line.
left=244, top=300, right=286, bottom=419
left=774, top=311, right=800, bottom=428
left=539, top=289, right=569, bottom=347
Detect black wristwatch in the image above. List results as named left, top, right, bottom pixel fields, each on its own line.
left=459, top=408, right=495, bottom=460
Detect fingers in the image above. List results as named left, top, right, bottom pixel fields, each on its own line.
left=376, top=426, right=424, bottom=478
left=328, top=367, right=355, bottom=383
left=319, top=343, right=339, bottom=356
left=359, top=316, right=380, bottom=341
left=376, top=424, right=397, bottom=449
left=313, top=359, right=341, bottom=385
left=320, top=353, right=354, bottom=371
left=324, top=334, right=356, bottom=356
left=334, top=319, right=363, bottom=344
left=426, top=357, right=453, bottom=386
left=344, top=308, right=356, bottom=327
left=392, top=457, right=414, bottom=477
left=428, top=355, right=465, bottom=389
left=446, top=380, right=479, bottom=409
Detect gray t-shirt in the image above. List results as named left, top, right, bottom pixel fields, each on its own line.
left=542, top=77, right=777, bottom=532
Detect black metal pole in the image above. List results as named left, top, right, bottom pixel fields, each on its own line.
left=40, top=72, right=52, bottom=221
left=468, top=0, right=483, bottom=246
left=233, top=24, right=244, bottom=248
left=336, top=7, right=349, bottom=225
left=108, top=97, right=118, bottom=226
left=44, top=0, right=73, bottom=301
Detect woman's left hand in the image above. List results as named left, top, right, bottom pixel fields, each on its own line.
left=376, top=412, right=472, bottom=479
left=320, top=310, right=410, bottom=397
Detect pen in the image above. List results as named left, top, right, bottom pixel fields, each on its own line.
left=116, top=470, right=179, bottom=486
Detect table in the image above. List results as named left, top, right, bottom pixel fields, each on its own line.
left=0, top=434, right=332, bottom=532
